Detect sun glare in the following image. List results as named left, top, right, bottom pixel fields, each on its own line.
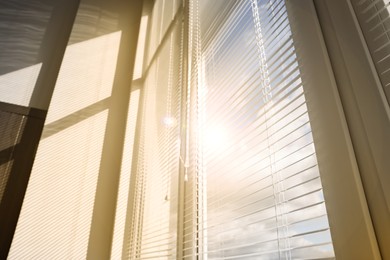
left=203, top=125, right=229, bottom=151
left=161, top=116, right=177, bottom=128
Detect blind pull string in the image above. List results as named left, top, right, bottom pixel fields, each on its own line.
left=250, top=0, right=291, bottom=258
left=164, top=32, right=175, bottom=202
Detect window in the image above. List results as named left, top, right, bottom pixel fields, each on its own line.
left=127, top=0, right=335, bottom=259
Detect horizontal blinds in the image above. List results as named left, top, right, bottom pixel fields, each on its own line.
left=182, top=0, right=203, bottom=257
left=351, top=0, right=390, bottom=104
left=185, top=0, right=335, bottom=259
left=147, top=0, right=183, bottom=64
left=127, top=16, right=184, bottom=259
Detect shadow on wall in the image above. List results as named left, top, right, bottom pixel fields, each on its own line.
left=0, top=0, right=143, bottom=258
left=0, top=102, right=46, bottom=259
left=0, top=0, right=121, bottom=75
left=0, top=0, right=53, bottom=107
left=0, top=0, right=53, bottom=76
left=0, top=0, right=127, bottom=108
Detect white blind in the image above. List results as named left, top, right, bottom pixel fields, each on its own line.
left=147, top=0, right=182, bottom=64
left=183, top=0, right=335, bottom=259
left=351, top=0, right=390, bottom=104
left=127, top=4, right=184, bottom=258
left=129, top=0, right=336, bottom=259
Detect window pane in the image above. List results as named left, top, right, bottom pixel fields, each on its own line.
left=184, top=0, right=335, bottom=259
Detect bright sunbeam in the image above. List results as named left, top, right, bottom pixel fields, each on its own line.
left=203, top=125, right=229, bottom=151
left=161, top=116, right=177, bottom=128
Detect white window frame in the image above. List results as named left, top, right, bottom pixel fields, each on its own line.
left=287, top=0, right=389, bottom=259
